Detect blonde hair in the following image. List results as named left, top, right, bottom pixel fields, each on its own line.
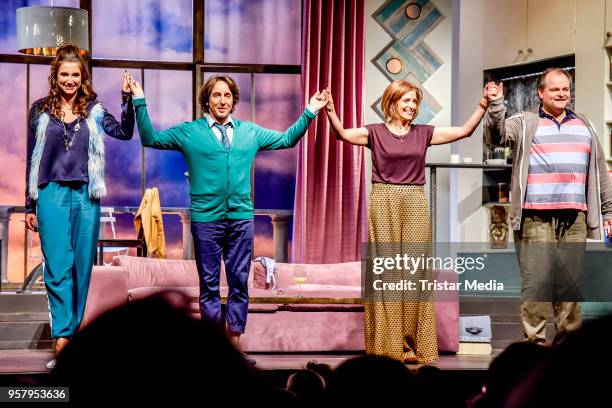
left=381, top=80, right=422, bottom=123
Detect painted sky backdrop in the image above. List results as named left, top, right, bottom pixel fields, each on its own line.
left=0, top=0, right=302, bottom=281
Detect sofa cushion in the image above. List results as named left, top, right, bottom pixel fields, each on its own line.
left=113, top=256, right=199, bottom=288
left=112, top=255, right=255, bottom=289
left=258, top=261, right=362, bottom=289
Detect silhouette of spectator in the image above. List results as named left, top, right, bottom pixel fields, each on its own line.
left=505, top=314, right=612, bottom=408
left=269, top=388, right=299, bottom=404
left=286, top=369, right=325, bottom=404
left=325, top=355, right=415, bottom=404
left=305, top=360, right=333, bottom=385
left=468, top=341, right=550, bottom=408
left=50, top=291, right=273, bottom=404
left=416, top=365, right=464, bottom=407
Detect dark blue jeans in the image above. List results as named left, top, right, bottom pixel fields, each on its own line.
left=191, top=219, right=253, bottom=334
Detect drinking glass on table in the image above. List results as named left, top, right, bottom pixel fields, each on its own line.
left=294, top=269, right=308, bottom=298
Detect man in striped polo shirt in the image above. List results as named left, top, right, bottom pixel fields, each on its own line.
left=485, top=68, right=612, bottom=345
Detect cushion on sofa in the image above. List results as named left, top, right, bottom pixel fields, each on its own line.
left=113, top=256, right=200, bottom=288
left=113, top=255, right=256, bottom=289
left=254, top=261, right=362, bottom=289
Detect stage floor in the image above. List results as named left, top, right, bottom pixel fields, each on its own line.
left=0, top=349, right=496, bottom=375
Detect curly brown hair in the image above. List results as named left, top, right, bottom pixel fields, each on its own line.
left=41, top=44, right=97, bottom=119
left=198, top=75, right=240, bottom=114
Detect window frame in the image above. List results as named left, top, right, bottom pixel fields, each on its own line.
left=0, top=0, right=302, bottom=197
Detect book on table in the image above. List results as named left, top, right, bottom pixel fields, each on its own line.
left=458, top=315, right=492, bottom=355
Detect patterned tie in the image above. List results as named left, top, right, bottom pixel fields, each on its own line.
left=213, top=122, right=231, bottom=149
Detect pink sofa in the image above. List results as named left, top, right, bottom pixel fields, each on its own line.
left=83, top=256, right=459, bottom=353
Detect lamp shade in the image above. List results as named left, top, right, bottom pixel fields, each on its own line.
left=16, top=6, right=89, bottom=56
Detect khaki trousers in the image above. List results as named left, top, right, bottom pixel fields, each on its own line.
left=514, top=210, right=586, bottom=344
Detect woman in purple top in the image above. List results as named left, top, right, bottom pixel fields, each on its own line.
left=324, top=80, right=495, bottom=363
left=24, top=44, right=134, bottom=368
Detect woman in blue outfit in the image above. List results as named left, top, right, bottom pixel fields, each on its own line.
left=24, top=44, right=134, bottom=367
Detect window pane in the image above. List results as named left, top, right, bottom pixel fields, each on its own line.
left=143, top=70, right=191, bottom=207
left=29, top=64, right=50, bottom=102
left=24, top=64, right=51, bottom=278
left=0, top=64, right=27, bottom=281
left=0, top=0, right=79, bottom=55
left=252, top=74, right=301, bottom=259
left=143, top=69, right=192, bottom=259
left=204, top=0, right=301, bottom=64
left=253, top=74, right=300, bottom=210
left=94, top=67, right=145, bottom=259
left=253, top=215, right=273, bottom=258
left=94, top=67, right=143, bottom=207
left=93, top=0, right=192, bottom=61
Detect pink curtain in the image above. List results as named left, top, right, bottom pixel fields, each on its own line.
left=292, top=0, right=367, bottom=264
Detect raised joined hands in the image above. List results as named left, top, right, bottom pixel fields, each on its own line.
left=486, top=82, right=504, bottom=102
left=127, top=75, right=145, bottom=98
left=309, top=90, right=330, bottom=111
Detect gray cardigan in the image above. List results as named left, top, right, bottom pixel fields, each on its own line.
left=484, top=98, right=612, bottom=239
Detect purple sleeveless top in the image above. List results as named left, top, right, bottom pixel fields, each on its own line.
left=365, top=123, right=434, bottom=185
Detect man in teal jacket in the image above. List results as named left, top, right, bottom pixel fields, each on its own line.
left=129, top=75, right=327, bottom=359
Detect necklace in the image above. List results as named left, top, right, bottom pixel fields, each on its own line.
left=60, top=111, right=80, bottom=151
left=388, top=124, right=411, bottom=142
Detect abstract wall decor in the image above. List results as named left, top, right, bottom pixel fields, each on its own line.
left=372, top=0, right=444, bottom=123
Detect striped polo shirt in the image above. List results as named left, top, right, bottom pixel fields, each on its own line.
left=523, top=108, right=591, bottom=211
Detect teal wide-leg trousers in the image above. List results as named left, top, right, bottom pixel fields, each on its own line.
left=37, top=182, right=100, bottom=339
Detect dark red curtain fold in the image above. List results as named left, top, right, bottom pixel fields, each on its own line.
left=292, top=0, right=367, bottom=263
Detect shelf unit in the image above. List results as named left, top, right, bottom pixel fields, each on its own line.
left=482, top=166, right=513, bottom=205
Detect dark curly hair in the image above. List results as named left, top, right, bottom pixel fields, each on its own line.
left=41, top=44, right=96, bottom=119
left=198, top=75, right=240, bottom=114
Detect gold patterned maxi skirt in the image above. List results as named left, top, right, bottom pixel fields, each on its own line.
left=364, top=183, right=439, bottom=363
